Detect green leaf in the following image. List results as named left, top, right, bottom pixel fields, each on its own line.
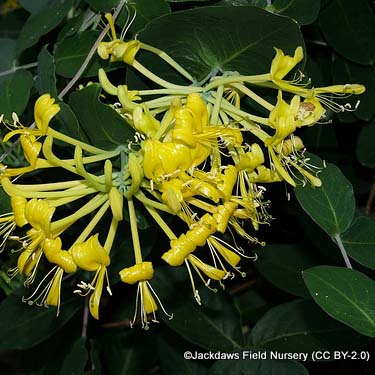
left=19, top=0, right=55, bottom=14
left=55, top=101, right=90, bottom=143
left=16, top=0, right=78, bottom=54
left=54, top=30, right=110, bottom=78
left=0, top=8, right=29, bottom=39
left=295, top=163, right=355, bottom=236
left=36, top=45, right=57, bottom=97
left=98, top=331, right=157, bottom=375
left=208, top=358, right=309, bottom=375
left=248, top=299, right=371, bottom=352
left=0, top=186, right=11, bottom=213
left=319, top=0, right=375, bottom=65
left=254, top=243, right=319, bottom=298
left=268, top=0, right=320, bottom=25
left=234, top=289, right=272, bottom=323
left=57, top=11, right=85, bottom=42
left=161, top=289, right=244, bottom=352
left=332, top=56, right=375, bottom=122
left=59, top=337, right=88, bottom=375
left=136, top=6, right=305, bottom=83
left=84, top=0, right=118, bottom=12
left=0, top=69, right=33, bottom=121
left=158, top=337, right=208, bottom=375
left=303, top=266, right=375, bottom=337
left=341, top=216, right=375, bottom=269
left=0, top=38, right=17, bottom=71
left=69, top=83, right=134, bottom=150
left=357, top=118, right=375, bottom=169
left=117, top=0, right=171, bottom=34
left=0, top=289, right=81, bottom=350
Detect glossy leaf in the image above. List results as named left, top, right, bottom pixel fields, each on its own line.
left=54, top=30, right=110, bottom=78
left=69, top=83, right=135, bottom=150
left=59, top=337, right=88, bottom=375
left=295, top=163, right=355, bottom=236
left=208, top=358, right=309, bottom=375
left=341, top=216, right=375, bottom=269
left=16, top=0, right=77, bottom=54
left=0, top=290, right=81, bottom=350
left=0, top=187, right=11, bottom=213
left=19, top=0, right=55, bottom=14
left=319, top=0, right=375, bottom=65
left=219, top=0, right=320, bottom=25
left=357, top=118, right=375, bottom=169
left=0, top=38, right=17, bottom=70
left=0, top=69, right=33, bottom=121
left=36, top=45, right=57, bottom=97
left=235, top=289, right=272, bottom=323
left=136, top=6, right=305, bottom=83
left=332, top=56, right=375, bottom=122
left=303, top=266, right=375, bottom=337
left=162, top=288, right=243, bottom=352
left=117, top=0, right=171, bottom=34
left=84, top=0, right=118, bottom=12
left=254, top=243, right=318, bottom=297
left=248, top=299, right=371, bottom=352
left=158, top=337, right=208, bottom=375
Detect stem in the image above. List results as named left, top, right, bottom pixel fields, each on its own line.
left=144, top=205, right=177, bottom=240
left=140, top=42, right=194, bottom=82
left=365, top=176, right=375, bottom=215
left=0, top=62, right=38, bottom=78
left=203, top=74, right=271, bottom=92
left=81, top=296, right=89, bottom=338
left=132, top=60, right=201, bottom=92
left=14, top=180, right=85, bottom=191
left=128, top=199, right=142, bottom=264
left=58, top=0, right=127, bottom=98
left=104, top=217, right=119, bottom=253
left=210, top=85, right=224, bottom=125
left=230, top=83, right=274, bottom=111
left=48, top=128, right=107, bottom=154
left=334, top=234, right=353, bottom=269
left=135, top=191, right=173, bottom=214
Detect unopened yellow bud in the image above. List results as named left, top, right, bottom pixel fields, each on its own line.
left=109, top=187, right=124, bottom=221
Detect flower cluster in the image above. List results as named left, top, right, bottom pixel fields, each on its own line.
left=0, top=13, right=365, bottom=329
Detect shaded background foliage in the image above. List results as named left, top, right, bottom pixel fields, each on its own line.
left=0, top=0, right=374, bottom=374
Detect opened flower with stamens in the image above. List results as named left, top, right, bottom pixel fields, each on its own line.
left=71, top=234, right=111, bottom=319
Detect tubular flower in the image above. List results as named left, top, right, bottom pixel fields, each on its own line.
left=119, top=261, right=172, bottom=329
left=0, top=21, right=366, bottom=328
left=71, top=234, right=111, bottom=320
left=3, top=94, right=60, bottom=142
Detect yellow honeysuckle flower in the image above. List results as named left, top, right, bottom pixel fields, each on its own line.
left=20, top=134, right=42, bottom=168
left=3, top=94, right=60, bottom=142
left=132, top=105, right=160, bottom=138
left=236, top=143, right=265, bottom=172
left=270, top=46, right=304, bottom=85
left=266, top=91, right=300, bottom=147
left=43, top=237, right=77, bottom=274
left=162, top=213, right=217, bottom=266
left=71, top=234, right=111, bottom=319
left=119, top=262, right=172, bottom=329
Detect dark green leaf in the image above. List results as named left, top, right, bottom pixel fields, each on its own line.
left=303, top=266, right=375, bottom=337
left=208, top=358, right=309, bottom=375
left=57, top=11, right=85, bottom=42
left=84, top=0, right=118, bottom=12
left=98, top=331, right=157, bottom=375
left=36, top=45, right=57, bottom=97
left=88, top=339, right=102, bottom=375
left=234, top=289, right=272, bottom=323
left=55, top=101, right=90, bottom=143
left=341, top=216, right=375, bottom=269
left=19, top=0, right=55, bottom=14
left=60, top=337, right=88, bottom=375
left=0, top=38, right=17, bottom=70
left=0, top=69, right=33, bottom=121
left=357, top=118, right=375, bottom=169
left=295, top=163, right=355, bottom=236
left=332, top=56, right=375, bottom=122
left=319, top=0, right=375, bottom=65
left=54, top=30, right=110, bottom=78
left=0, top=8, right=29, bottom=39
left=162, top=288, right=243, bottom=352
left=248, top=299, right=371, bottom=352
left=136, top=6, right=305, bottom=83
left=0, top=289, right=81, bottom=350
left=69, top=83, right=134, bottom=150
left=117, top=0, right=171, bottom=34
left=16, top=0, right=78, bottom=54
left=158, top=337, right=208, bottom=375
left=0, top=186, right=11, bottom=213
left=255, top=243, right=318, bottom=297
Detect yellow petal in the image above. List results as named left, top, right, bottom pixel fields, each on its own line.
left=188, top=255, right=226, bottom=280
left=119, top=261, right=154, bottom=285
left=141, top=282, right=157, bottom=314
